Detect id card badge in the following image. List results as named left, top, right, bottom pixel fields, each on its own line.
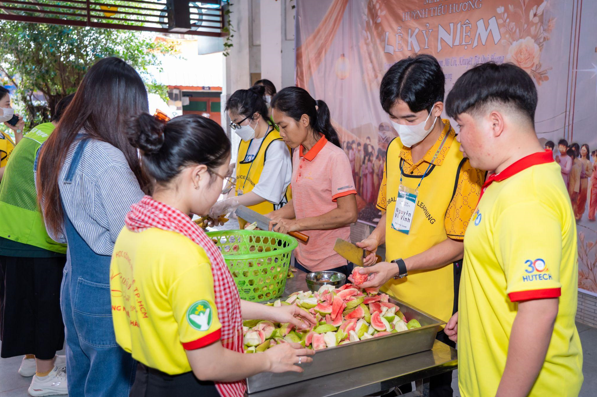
left=391, top=185, right=417, bottom=234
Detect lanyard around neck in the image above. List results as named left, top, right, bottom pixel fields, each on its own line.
left=400, top=130, right=450, bottom=191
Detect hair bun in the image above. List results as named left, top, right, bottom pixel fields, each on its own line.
left=128, top=113, right=165, bottom=154
left=249, top=84, right=266, bottom=97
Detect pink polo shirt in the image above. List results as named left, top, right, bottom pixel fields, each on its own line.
left=292, top=136, right=357, bottom=271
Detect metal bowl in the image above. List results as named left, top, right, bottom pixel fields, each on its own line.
left=306, top=271, right=346, bottom=292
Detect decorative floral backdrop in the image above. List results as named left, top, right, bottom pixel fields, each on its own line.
left=296, top=0, right=597, bottom=296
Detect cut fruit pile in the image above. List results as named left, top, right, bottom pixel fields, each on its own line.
left=243, top=283, right=422, bottom=353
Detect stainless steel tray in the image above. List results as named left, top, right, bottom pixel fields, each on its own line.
left=246, top=296, right=445, bottom=394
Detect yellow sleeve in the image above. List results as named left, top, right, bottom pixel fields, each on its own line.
left=0, top=137, right=14, bottom=167
left=169, top=250, right=222, bottom=350
left=445, top=160, right=485, bottom=240
left=376, top=161, right=387, bottom=211
left=494, top=202, right=562, bottom=302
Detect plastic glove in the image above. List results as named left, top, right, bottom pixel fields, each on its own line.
left=209, top=198, right=239, bottom=221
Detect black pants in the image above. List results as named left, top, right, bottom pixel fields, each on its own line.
left=0, top=256, right=65, bottom=360
left=130, top=363, right=220, bottom=397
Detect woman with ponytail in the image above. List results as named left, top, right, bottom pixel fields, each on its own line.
left=268, top=87, right=358, bottom=276
left=110, top=114, right=314, bottom=397
left=210, top=85, right=292, bottom=225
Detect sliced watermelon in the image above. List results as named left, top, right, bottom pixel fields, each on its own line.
left=331, top=296, right=346, bottom=320
left=336, top=288, right=359, bottom=301
left=312, top=334, right=326, bottom=350
left=331, top=313, right=343, bottom=327
left=337, top=284, right=355, bottom=291
left=325, top=314, right=333, bottom=325
left=369, top=302, right=383, bottom=314
left=363, top=295, right=382, bottom=304
left=345, top=305, right=365, bottom=319
left=340, top=318, right=358, bottom=335
left=380, top=302, right=398, bottom=310
left=364, top=287, right=379, bottom=295
left=351, top=268, right=369, bottom=287
left=371, top=312, right=386, bottom=331
left=305, top=330, right=316, bottom=347
left=315, top=303, right=332, bottom=315
left=380, top=294, right=390, bottom=303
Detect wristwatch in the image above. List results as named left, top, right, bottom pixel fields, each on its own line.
left=391, top=259, right=408, bottom=279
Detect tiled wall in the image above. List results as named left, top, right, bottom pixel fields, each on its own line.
left=577, top=292, right=597, bottom=328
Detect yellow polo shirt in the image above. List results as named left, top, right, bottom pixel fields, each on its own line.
left=111, top=227, right=222, bottom=375
left=459, top=151, right=583, bottom=396
left=377, top=120, right=485, bottom=322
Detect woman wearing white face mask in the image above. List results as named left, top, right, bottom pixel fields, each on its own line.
left=0, top=87, right=25, bottom=180
left=254, top=79, right=277, bottom=118
left=209, top=85, right=291, bottom=224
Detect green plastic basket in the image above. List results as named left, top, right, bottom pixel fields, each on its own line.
left=206, top=230, right=298, bottom=302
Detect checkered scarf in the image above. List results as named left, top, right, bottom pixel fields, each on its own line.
left=125, top=196, right=246, bottom=397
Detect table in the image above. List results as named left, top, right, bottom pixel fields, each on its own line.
left=245, top=271, right=458, bottom=397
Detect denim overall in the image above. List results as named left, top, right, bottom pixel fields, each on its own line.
left=60, top=139, right=136, bottom=396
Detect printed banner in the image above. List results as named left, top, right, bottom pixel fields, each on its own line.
left=296, top=0, right=597, bottom=295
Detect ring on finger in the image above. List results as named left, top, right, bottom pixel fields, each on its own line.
left=298, top=356, right=302, bottom=365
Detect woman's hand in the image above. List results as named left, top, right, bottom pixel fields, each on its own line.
left=269, top=217, right=300, bottom=234
left=268, top=305, right=316, bottom=331
left=4, top=114, right=24, bottom=134
left=265, top=342, right=315, bottom=373
left=356, top=236, right=380, bottom=267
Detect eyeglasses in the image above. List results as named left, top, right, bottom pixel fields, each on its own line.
left=229, top=115, right=251, bottom=130
left=210, top=170, right=237, bottom=195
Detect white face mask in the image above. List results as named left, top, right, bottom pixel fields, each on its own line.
left=391, top=106, right=439, bottom=148
left=234, top=120, right=256, bottom=142
left=0, top=107, right=14, bottom=123
left=264, top=95, right=272, bottom=106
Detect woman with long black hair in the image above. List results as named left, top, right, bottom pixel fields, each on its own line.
left=268, top=87, right=358, bottom=276
left=37, top=57, right=152, bottom=396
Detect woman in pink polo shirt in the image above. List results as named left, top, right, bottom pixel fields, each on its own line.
left=268, top=87, right=358, bottom=276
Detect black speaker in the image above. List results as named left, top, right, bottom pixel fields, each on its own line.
left=167, top=0, right=191, bottom=32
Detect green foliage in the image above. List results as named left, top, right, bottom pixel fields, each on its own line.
left=0, top=21, right=174, bottom=129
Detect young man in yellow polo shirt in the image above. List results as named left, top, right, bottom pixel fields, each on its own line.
left=443, top=62, right=583, bottom=396
left=357, top=54, right=485, bottom=397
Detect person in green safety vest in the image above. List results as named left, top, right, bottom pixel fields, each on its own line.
left=0, top=94, right=73, bottom=397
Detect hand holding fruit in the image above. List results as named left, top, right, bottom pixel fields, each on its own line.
left=265, top=342, right=314, bottom=373
left=356, top=262, right=398, bottom=289
left=269, top=305, right=317, bottom=331
left=356, top=236, right=380, bottom=267
left=445, top=312, right=458, bottom=342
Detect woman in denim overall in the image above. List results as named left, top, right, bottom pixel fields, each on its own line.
left=37, top=57, right=152, bottom=396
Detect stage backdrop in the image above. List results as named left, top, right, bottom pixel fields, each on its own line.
left=296, top=0, right=597, bottom=296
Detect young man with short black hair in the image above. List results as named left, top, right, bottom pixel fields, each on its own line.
left=443, top=62, right=583, bottom=397
left=356, top=54, right=484, bottom=397
left=556, top=138, right=572, bottom=187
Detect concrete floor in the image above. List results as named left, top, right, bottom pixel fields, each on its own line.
left=0, top=322, right=595, bottom=396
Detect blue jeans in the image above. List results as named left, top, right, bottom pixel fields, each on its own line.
left=60, top=139, right=136, bottom=396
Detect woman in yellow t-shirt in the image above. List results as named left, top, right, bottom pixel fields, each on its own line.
left=0, top=87, right=25, bottom=180
left=110, top=114, right=315, bottom=397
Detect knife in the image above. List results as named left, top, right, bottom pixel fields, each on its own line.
left=333, top=238, right=382, bottom=267
left=235, top=205, right=310, bottom=244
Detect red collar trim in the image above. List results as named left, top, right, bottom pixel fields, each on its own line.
left=479, top=150, right=554, bottom=201
left=299, top=136, right=328, bottom=161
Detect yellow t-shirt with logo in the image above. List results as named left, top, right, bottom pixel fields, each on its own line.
left=111, top=227, right=222, bottom=375
left=376, top=121, right=485, bottom=322
left=0, top=131, right=15, bottom=167
left=459, top=157, right=583, bottom=396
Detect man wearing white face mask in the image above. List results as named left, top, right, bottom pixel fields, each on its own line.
left=210, top=85, right=291, bottom=225
left=0, top=87, right=25, bottom=180
left=355, top=55, right=485, bottom=397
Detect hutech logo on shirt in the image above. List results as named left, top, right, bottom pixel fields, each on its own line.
left=473, top=209, right=482, bottom=226
left=187, top=300, right=213, bottom=331
left=523, top=259, right=552, bottom=282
